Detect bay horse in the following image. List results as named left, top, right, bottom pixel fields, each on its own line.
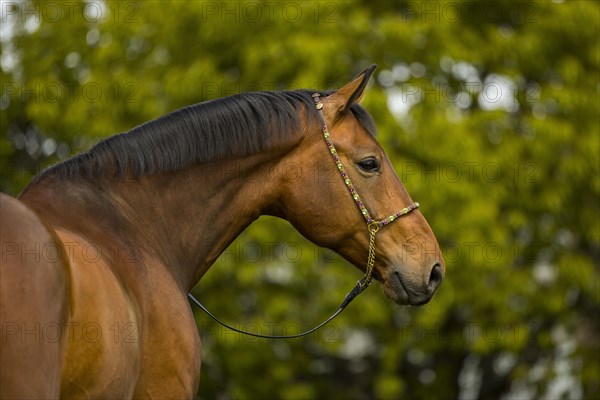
left=0, top=65, right=444, bottom=399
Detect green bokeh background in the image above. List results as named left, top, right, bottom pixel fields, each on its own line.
left=1, top=1, right=598, bottom=399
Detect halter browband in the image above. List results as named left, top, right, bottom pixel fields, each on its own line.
left=187, top=92, right=419, bottom=339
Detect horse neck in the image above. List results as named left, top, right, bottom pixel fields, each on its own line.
left=20, top=150, right=292, bottom=294
left=136, top=153, right=288, bottom=290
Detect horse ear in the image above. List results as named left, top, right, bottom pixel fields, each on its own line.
left=329, top=64, right=377, bottom=112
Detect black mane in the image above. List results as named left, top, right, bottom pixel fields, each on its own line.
left=35, top=89, right=376, bottom=181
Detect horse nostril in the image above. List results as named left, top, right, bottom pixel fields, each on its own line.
left=427, top=263, right=443, bottom=293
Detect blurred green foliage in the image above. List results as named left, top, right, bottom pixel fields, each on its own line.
left=1, top=0, right=599, bottom=399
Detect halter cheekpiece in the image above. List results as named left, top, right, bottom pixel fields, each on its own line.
left=311, top=93, right=419, bottom=230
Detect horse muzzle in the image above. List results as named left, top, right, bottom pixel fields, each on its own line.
left=382, top=262, right=444, bottom=306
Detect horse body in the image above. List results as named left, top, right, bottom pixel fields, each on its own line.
left=1, top=66, right=445, bottom=398
left=4, top=147, right=291, bottom=397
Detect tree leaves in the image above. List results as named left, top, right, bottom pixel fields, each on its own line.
left=2, top=1, right=598, bottom=398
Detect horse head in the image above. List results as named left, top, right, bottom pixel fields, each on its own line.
left=276, top=66, right=445, bottom=306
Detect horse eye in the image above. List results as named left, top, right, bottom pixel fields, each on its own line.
left=358, top=157, right=380, bottom=173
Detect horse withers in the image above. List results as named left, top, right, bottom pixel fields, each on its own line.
left=0, top=65, right=444, bottom=398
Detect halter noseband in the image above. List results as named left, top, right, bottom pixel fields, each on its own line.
left=187, top=93, right=419, bottom=339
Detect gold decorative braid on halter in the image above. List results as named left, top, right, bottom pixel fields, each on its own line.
left=364, top=222, right=379, bottom=286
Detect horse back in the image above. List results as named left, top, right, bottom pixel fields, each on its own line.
left=0, top=193, right=71, bottom=399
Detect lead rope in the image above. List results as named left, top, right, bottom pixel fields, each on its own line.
left=187, top=93, right=417, bottom=339
left=187, top=222, right=377, bottom=340
left=187, top=281, right=362, bottom=339
left=187, top=237, right=374, bottom=339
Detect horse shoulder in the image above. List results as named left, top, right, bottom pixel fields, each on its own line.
left=130, top=255, right=202, bottom=399
left=52, top=228, right=142, bottom=398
